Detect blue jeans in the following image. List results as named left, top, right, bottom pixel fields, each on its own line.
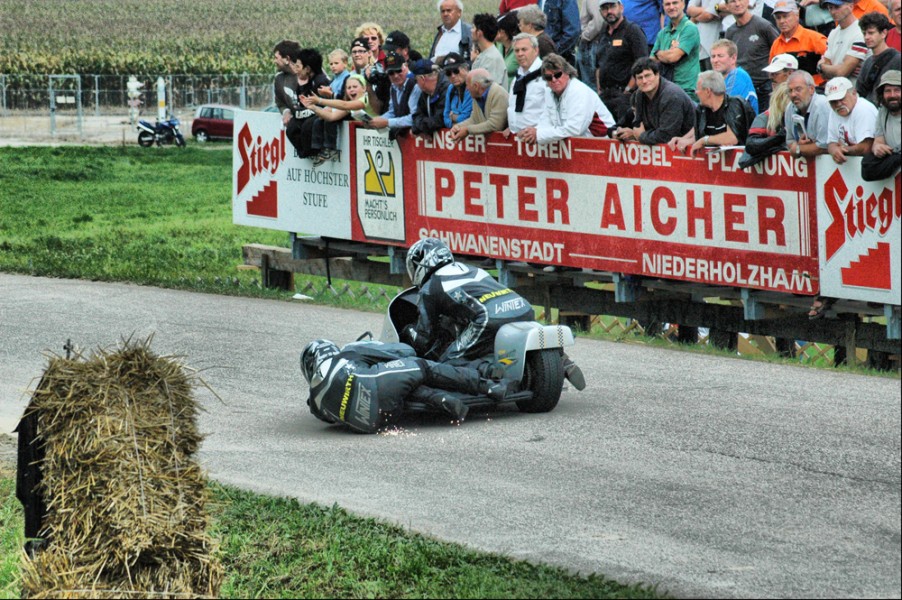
left=577, top=39, right=599, bottom=89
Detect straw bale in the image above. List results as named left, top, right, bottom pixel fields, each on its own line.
left=19, top=338, right=222, bottom=599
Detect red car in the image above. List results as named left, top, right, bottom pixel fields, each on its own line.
left=191, top=104, right=236, bottom=142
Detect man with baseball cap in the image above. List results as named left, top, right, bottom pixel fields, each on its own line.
left=817, top=0, right=870, bottom=85
left=763, top=53, right=799, bottom=86
left=411, top=58, right=452, bottom=137
left=440, top=52, right=473, bottom=128
left=824, top=76, right=877, bottom=164
left=595, top=0, right=648, bottom=122
left=768, top=0, right=827, bottom=85
left=383, top=31, right=412, bottom=60
left=861, top=69, right=901, bottom=181
left=367, top=53, right=423, bottom=139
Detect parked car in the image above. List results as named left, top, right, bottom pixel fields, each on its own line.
left=191, top=104, right=236, bottom=142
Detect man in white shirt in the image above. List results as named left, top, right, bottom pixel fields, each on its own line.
left=817, top=0, right=870, bottom=85
left=824, top=76, right=877, bottom=164
left=505, top=33, right=547, bottom=135
left=516, top=53, right=615, bottom=144
left=430, top=0, right=473, bottom=64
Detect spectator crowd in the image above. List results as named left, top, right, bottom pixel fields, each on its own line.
left=273, top=0, right=898, bottom=173
left=272, top=0, right=900, bottom=315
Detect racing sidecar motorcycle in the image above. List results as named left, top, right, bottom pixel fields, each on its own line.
left=381, top=287, right=578, bottom=415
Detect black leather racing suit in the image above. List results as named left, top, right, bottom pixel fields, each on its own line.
left=306, top=341, right=486, bottom=433
left=409, top=262, right=535, bottom=362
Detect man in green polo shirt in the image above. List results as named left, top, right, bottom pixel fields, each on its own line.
left=651, top=0, right=701, bottom=101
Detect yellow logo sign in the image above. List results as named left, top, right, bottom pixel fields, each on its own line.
left=364, top=150, right=396, bottom=197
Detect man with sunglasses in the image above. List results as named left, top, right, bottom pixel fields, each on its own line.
left=441, top=53, right=473, bottom=128
left=516, top=53, right=615, bottom=145
left=367, top=53, right=422, bottom=140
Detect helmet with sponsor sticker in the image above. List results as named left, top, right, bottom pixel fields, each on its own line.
left=406, top=237, right=454, bottom=288
left=300, top=339, right=340, bottom=384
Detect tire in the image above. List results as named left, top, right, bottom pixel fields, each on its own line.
left=516, top=348, right=564, bottom=413
left=194, top=130, right=209, bottom=143
left=137, top=131, right=155, bottom=147
left=175, top=133, right=186, bottom=147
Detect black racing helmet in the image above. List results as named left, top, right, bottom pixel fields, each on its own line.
left=300, top=339, right=339, bottom=383
left=406, top=237, right=454, bottom=288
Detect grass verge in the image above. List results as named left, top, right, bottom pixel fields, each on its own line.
left=0, top=470, right=662, bottom=599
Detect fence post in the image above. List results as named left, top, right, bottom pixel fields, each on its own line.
left=0, top=74, right=7, bottom=117
left=94, top=75, right=100, bottom=117
left=240, top=72, right=247, bottom=109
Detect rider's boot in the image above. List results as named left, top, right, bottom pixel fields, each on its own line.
left=479, top=379, right=508, bottom=401
left=562, top=353, right=586, bottom=391
left=439, top=395, right=469, bottom=421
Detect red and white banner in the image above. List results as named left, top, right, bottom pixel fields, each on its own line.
left=232, top=110, right=352, bottom=238
left=816, top=161, right=901, bottom=305
left=232, top=111, right=900, bottom=304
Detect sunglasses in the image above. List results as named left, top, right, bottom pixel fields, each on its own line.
left=445, top=67, right=461, bottom=75
left=542, top=71, right=565, bottom=81
left=366, top=36, right=380, bottom=41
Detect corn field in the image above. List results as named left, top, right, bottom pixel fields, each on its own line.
left=0, top=0, right=500, bottom=75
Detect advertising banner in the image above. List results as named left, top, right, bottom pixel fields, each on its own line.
left=378, top=131, right=819, bottom=295
left=232, top=110, right=352, bottom=238
left=816, top=159, right=901, bottom=305
left=232, top=114, right=899, bottom=303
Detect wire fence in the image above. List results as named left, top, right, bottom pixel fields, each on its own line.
left=0, top=73, right=276, bottom=118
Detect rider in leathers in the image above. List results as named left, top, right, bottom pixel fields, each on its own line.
left=403, top=238, right=587, bottom=389
left=301, top=339, right=506, bottom=433
left=403, top=238, right=534, bottom=363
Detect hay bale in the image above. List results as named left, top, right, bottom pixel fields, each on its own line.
left=19, top=338, right=222, bottom=599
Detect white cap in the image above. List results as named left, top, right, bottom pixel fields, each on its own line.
left=824, top=77, right=854, bottom=101
left=762, top=54, right=799, bottom=73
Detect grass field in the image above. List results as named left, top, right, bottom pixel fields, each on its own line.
left=0, top=0, right=501, bottom=75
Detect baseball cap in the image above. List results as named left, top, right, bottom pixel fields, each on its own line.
left=599, top=0, right=622, bottom=5
left=819, top=0, right=851, bottom=7
left=383, top=30, right=410, bottom=52
left=824, top=77, right=854, bottom=101
left=762, top=54, right=799, bottom=73
left=384, top=52, right=405, bottom=72
left=409, top=58, right=437, bottom=76
left=877, top=69, right=901, bottom=90
left=350, top=37, right=369, bottom=52
left=772, top=0, right=798, bottom=12
left=440, top=52, right=467, bottom=71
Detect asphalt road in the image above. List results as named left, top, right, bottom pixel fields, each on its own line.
left=1, top=273, right=899, bottom=599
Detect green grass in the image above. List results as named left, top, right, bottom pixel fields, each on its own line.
left=0, top=146, right=398, bottom=312
left=0, top=473, right=20, bottom=600
left=0, top=472, right=662, bottom=599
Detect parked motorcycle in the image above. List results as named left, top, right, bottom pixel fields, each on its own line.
left=381, top=287, right=577, bottom=415
left=137, top=116, right=186, bottom=148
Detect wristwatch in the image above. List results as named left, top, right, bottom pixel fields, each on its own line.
left=794, top=144, right=801, bottom=156
left=704, top=135, right=710, bottom=145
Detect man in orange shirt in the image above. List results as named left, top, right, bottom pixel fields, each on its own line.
left=852, top=0, right=890, bottom=19
left=769, top=0, right=828, bottom=85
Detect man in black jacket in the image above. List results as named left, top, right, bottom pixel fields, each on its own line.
left=410, top=59, right=451, bottom=137
left=301, top=339, right=506, bottom=432
left=668, top=70, right=755, bottom=155
left=614, top=57, right=695, bottom=145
